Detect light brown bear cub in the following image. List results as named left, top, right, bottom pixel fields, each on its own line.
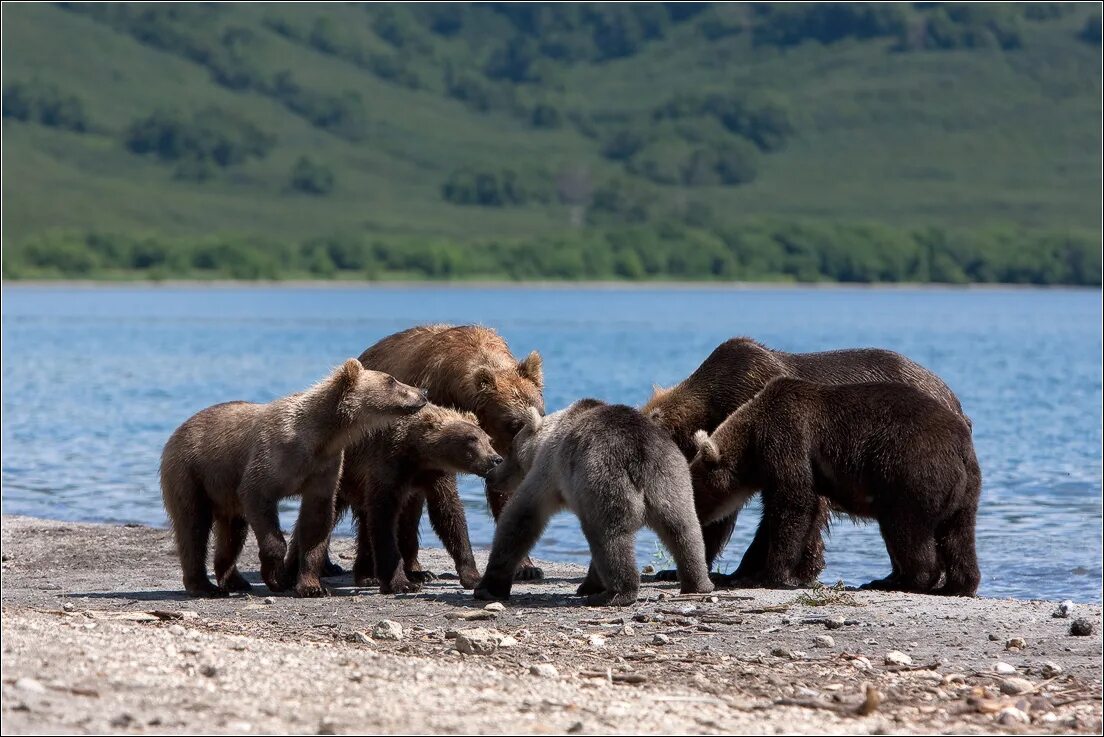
left=160, top=360, right=426, bottom=598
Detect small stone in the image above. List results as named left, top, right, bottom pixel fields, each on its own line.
left=942, top=673, right=966, bottom=685
left=498, top=635, right=518, bottom=648
left=813, top=635, right=834, bottom=648
left=1040, top=662, right=1063, bottom=678
left=346, top=632, right=373, bottom=645
left=641, top=564, right=655, bottom=574
left=587, top=634, right=606, bottom=648
left=619, top=624, right=635, bottom=636
left=988, top=633, right=1000, bottom=642
left=994, top=662, right=1017, bottom=675
left=263, top=597, right=276, bottom=605
left=652, top=634, right=671, bottom=646
left=567, top=721, right=584, bottom=733
left=1069, top=618, right=1093, bottom=637
left=824, top=617, right=845, bottom=630
left=771, top=647, right=794, bottom=658
left=997, top=706, right=1030, bottom=725
left=530, top=663, right=559, bottom=678
left=850, top=656, right=872, bottom=671
left=884, top=650, right=912, bottom=667
left=373, top=620, right=403, bottom=641
left=14, top=677, right=46, bottom=694
left=62, top=602, right=76, bottom=612
left=317, top=718, right=338, bottom=735
left=168, top=624, right=186, bottom=637
left=483, top=602, right=505, bottom=612
left=454, top=627, right=503, bottom=655
left=199, top=664, right=219, bottom=678
left=999, top=677, right=1034, bottom=695
left=1006, top=637, right=1027, bottom=650
left=1053, top=600, right=1073, bottom=618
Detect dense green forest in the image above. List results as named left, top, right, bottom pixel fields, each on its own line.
left=1, top=2, right=1101, bottom=284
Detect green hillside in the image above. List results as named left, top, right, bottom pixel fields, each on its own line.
left=1, top=2, right=1101, bottom=283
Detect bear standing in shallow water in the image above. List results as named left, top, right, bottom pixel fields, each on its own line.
left=475, top=400, right=714, bottom=606
left=690, top=377, right=981, bottom=595
left=160, top=360, right=426, bottom=598
left=643, top=337, right=969, bottom=585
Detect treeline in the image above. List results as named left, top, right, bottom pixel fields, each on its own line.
left=4, top=223, right=1098, bottom=286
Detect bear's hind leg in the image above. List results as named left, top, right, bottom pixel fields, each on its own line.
left=875, top=519, right=941, bottom=594
left=647, top=492, right=714, bottom=595
left=398, top=493, right=434, bottom=583
left=582, top=528, right=639, bottom=607
left=936, top=506, right=980, bottom=596
left=213, top=515, right=252, bottom=593
left=165, top=474, right=221, bottom=598
left=575, top=562, right=605, bottom=596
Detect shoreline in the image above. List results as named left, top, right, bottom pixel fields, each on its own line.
left=2, top=515, right=1101, bottom=734
left=2, top=279, right=1099, bottom=292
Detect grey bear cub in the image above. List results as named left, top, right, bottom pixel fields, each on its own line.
left=160, top=359, right=426, bottom=598
left=475, top=399, right=714, bottom=606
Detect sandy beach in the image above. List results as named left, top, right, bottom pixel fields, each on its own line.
left=1, top=515, right=1100, bottom=734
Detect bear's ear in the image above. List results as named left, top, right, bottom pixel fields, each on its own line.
left=692, top=429, right=720, bottom=463
left=517, top=351, right=543, bottom=387
left=650, top=384, right=668, bottom=399
left=648, top=407, right=663, bottom=423
left=525, top=405, right=543, bottom=432
left=475, top=366, right=496, bottom=393
left=337, top=358, right=363, bottom=387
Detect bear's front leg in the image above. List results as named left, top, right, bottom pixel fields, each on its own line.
left=370, top=492, right=421, bottom=595
left=292, top=474, right=338, bottom=598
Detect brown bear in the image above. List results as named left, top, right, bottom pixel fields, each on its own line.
left=642, top=337, right=968, bottom=585
left=285, top=403, right=502, bottom=593
left=348, top=324, right=546, bottom=580
left=689, top=378, right=981, bottom=595
left=160, top=359, right=426, bottom=598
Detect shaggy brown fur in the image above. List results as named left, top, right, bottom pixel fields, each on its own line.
left=160, top=360, right=426, bottom=598
left=690, top=378, right=981, bottom=595
left=351, top=324, right=545, bottom=579
left=642, top=337, right=968, bottom=584
left=287, top=404, right=502, bottom=594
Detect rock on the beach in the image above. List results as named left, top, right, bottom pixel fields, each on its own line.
left=373, top=620, right=403, bottom=641
left=824, top=617, right=845, bottom=630
left=530, top=664, right=559, bottom=679
left=813, top=635, right=834, bottom=648
left=483, top=602, right=505, bottom=612
left=999, top=677, right=1034, bottom=695
left=993, top=662, right=1017, bottom=675
left=1053, top=600, right=1073, bottom=619
left=1041, top=662, right=1063, bottom=678
left=884, top=650, right=912, bottom=666
left=454, top=627, right=505, bottom=655
left=652, top=634, right=671, bottom=646
left=587, top=634, right=606, bottom=648
left=346, top=632, right=373, bottom=645
left=1005, top=637, right=1027, bottom=650
left=263, top=597, right=276, bottom=605
left=14, top=677, right=46, bottom=694
left=997, top=706, right=1031, bottom=725
left=1069, top=618, right=1093, bottom=636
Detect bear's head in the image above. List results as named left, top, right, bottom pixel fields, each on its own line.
left=336, top=359, right=427, bottom=431
left=418, top=407, right=504, bottom=478
left=687, top=428, right=732, bottom=501
left=485, top=405, right=548, bottom=492
left=471, top=350, right=545, bottom=455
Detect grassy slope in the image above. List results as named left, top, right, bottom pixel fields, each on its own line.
left=1, top=2, right=1100, bottom=247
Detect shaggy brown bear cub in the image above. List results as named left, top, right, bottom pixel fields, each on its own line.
left=643, top=337, right=968, bottom=585
left=160, top=360, right=426, bottom=598
left=689, top=378, right=981, bottom=595
left=351, top=324, right=546, bottom=580
left=475, top=401, right=713, bottom=606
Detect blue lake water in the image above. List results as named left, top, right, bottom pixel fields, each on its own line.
left=2, top=285, right=1100, bottom=602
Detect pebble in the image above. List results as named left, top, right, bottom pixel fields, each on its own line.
left=987, top=633, right=1000, bottom=642
left=942, top=673, right=966, bottom=685
left=346, top=632, right=373, bottom=645
left=587, top=634, right=606, bottom=648
left=999, top=677, right=1034, bottom=695
left=1005, top=637, right=1027, bottom=650
left=850, top=656, right=872, bottom=671
left=62, top=602, right=76, bottom=612
left=373, top=620, right=403, bottom=641
left=199, top=664, right=219, bottom=678
left=1053, top=600, right=1073, bottom=618
left=652, top=634, right=671, bottom=646
left=168, top=624, right=186, bottom=637
left=993, top=662, right=1017, bottom=675
left=813, top=635, right=834, bottom=648
left=771, top=647, right=794, bottom=658
left=263, top=597, right=276, bottom=605
left=529, top=663, right=559, bottom=678
left=1040, top=662, right=1063, bottom=678
left=824, top=617, right=845, bottom=630
left=619, top=624, right=635, bottom=636
left=14, top=677, right=46, bottom=694
left=454, top=627, right=503, bottom=655
left=483, top=602, right=505, bottom=612
left=1069, top=618, right=1093, bottom=636
left=317, top=718, right=338, bottom=735
left=997, top=706, right=1030, bottom=725
left=884, top=650, right=912, bottom=666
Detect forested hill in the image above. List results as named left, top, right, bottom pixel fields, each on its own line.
left=2, top=2, right=1101, bottom=284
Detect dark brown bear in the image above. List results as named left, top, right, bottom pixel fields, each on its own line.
left=350, top=324, right=546, bottom=580
left=160, top=360, right=426, bottom=598
left=642, top=337, right=968, bottom=585
left=689, top=378, right=981, bottom=595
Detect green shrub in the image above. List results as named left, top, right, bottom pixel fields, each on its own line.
left=290, top=157, right=335, bottom=195
left=2, top=81, right=89, bottom=132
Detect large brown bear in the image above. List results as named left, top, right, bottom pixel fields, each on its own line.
left=160, top=360, right=426, bottom=598
left=642, top=337, right=968, bottom=585
left=349, top=324, right=546, bottom=580
left=287, top=404, right=502, bottom=593
left=689, top=378, right=981, bottom=595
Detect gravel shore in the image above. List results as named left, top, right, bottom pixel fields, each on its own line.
left=2, top=515, right=1100, bottom=734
